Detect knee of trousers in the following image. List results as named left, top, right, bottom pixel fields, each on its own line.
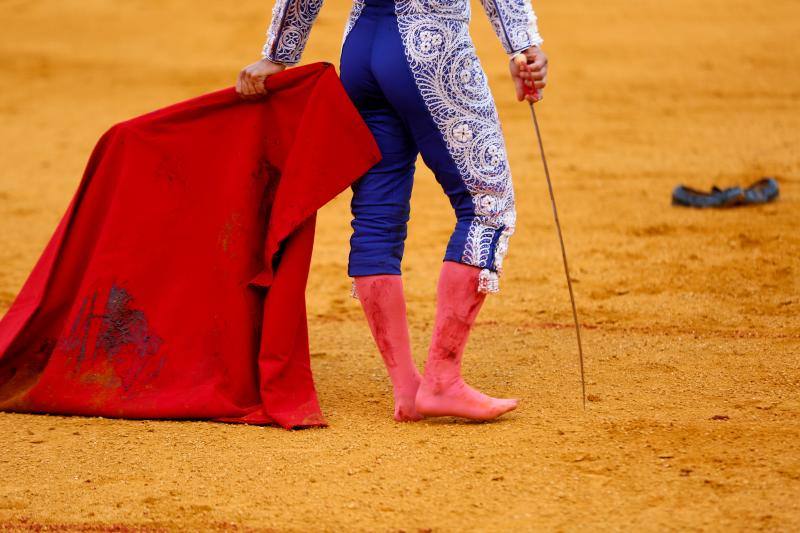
left=348, top=209, right=410, bottom=277
left=443, top=219, right=511, bottom=272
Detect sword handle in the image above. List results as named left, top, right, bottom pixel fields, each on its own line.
left=525, top=82, right=541, bottom=102
left=513, top=53, right=542, bottom=102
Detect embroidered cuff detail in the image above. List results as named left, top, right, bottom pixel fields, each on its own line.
left=478, top=269, right=500, bottom=294
left=262, top=0, right=324, bottom=66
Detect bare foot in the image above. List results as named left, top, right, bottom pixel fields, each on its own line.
left=415, top=378, right=518, bottom=421
left=394, top=401, right=423, bottom=422
left=394, top=379, right=423, bottom=422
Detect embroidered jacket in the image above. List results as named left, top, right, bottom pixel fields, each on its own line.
left=262, top=0, right=543, bottom=65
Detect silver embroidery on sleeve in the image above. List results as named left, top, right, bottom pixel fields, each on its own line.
left=479, top=0, right=543, bottom=54
left=262, top=0, right=325, bottom=65
left=395, top=0, right=516, bottom=293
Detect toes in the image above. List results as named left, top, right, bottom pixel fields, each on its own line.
left=494, top=399, right=519, bottom=416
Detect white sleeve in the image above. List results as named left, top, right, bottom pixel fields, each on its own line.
left=262, top=0, right=324, bottom=65
left=478, top=0, right=543, bottom=56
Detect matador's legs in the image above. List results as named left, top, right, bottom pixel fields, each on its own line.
left=341, top=0, right=517, bottom=421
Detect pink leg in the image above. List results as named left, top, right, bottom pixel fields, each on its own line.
left=354, top=275, right=422, bottom=422
left=415, top=261, right=519, bottom=421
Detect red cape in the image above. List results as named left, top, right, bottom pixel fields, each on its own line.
left=0, top=63, right=380, bottom=429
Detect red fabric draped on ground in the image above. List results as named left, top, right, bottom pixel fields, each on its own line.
left=0, top=62, right=380, bottom=429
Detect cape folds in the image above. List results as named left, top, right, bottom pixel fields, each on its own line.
left=0, top=63, right=380, bottom=429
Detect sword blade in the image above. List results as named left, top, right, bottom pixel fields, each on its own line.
left=528, top=102, right=587, bottom=409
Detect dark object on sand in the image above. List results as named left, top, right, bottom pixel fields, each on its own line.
left=672, top=178, right=779, bottom=208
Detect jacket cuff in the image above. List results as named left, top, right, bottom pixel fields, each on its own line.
left=508, top=32, right=544, bottom=56
left=261, top=43, right=299, bottom=66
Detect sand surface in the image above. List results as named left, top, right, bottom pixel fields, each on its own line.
left=1, top=0, right=798, bottom=531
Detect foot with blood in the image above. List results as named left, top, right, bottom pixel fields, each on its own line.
left=415, top=262, right=519, bottom=420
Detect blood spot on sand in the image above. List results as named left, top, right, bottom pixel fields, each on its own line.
left=531, top=322, right=598, bottom=330
left=629, top=224, right=676, bottom=237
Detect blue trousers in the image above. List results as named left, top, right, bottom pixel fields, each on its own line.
left=340, top=0, right=515, bottom=286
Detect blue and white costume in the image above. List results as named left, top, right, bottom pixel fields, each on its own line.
left=263, top=0, right=542, bottom=293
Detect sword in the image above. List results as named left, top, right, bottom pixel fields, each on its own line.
left=514, top=54, right=587, bottom=409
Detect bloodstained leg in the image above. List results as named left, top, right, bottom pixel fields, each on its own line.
left=354, top=275, right=422, bottom=422
left=416, top=261, right=519, bottom=421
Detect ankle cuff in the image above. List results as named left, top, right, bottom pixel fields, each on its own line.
left=478, top=269, right=500, bottom=294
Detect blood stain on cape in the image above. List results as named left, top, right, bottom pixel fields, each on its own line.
left=61, top=284, right=164, bottom=393
left=97, top=284, right=162, bottom=358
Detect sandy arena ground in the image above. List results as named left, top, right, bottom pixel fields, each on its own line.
left=1, top=0, right=799, bottom=531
